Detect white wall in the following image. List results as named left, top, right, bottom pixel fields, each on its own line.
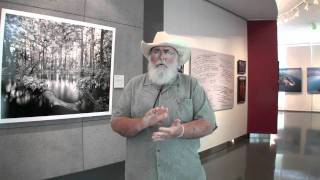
left=278, top=26, right=320, bottom=45
left=164, top=0, right=248, bottom=151
left=278, top=44, right=320, bottom=112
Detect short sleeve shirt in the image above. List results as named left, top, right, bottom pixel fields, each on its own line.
left=112, top=73, right=216, bottom=180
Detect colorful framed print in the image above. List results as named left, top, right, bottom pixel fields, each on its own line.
left=279, top=68, right=302, bottom=92
left=307, top=67, right=320, bottom=94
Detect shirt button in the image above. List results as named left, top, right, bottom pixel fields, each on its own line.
left=157, top=149, right=160, bottom=152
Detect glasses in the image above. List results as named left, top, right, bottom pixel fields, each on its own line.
left=150, top=48, right=178, bottom=58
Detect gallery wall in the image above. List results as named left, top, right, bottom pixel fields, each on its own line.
left=164, top=0, right=248, bottom=151
left=278, top=45, right=320, bottom=112
left=0, top=0, right=143, bottom=179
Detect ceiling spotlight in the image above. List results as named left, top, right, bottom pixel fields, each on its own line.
left=314, top=0, right=319, bottom=5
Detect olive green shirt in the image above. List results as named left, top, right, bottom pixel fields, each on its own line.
left=112, top=73, right=216, bottom=180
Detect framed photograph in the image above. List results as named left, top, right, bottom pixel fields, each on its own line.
left=307, top=67, right=320, bottom=94
left=191, top=48, right=234, bottom=111
left=0, top=9, right=116, bottom=123
left=237, top=60, right=246, bottom=74
left=237, top=76, right=246, bottom=104
left=279, top=68, right=302, bottom=92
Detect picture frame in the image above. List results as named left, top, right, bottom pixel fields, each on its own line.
left=190, top=48, right=234, bottom=111
left=0, top=9, right=116, bottom=123
left=237, top=76, right=246, bottom=104
left=279, top=68, right=302, bottom=93
left=307, top=67, right=320, bottom=94
left=237, top=60, right=246, bottom=74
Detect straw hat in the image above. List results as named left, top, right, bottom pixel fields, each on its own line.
left=140, top=31, right=191, bottom=65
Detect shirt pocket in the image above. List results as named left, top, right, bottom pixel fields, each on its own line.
left=176, top=98, right=193, bottom=123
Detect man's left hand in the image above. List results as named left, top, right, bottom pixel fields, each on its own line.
left=152, top=119, right=183, bottom=141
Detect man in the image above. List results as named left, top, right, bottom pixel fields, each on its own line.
left=111, top=31, right=217, bottom=180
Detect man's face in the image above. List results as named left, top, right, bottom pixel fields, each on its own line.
left=148, top=46, right=179, bottom=85
left=149, top=46, right=178, bottom=67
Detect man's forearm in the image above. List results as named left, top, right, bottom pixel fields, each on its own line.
left=111, top=116, right=146, bottom=137
left=181, top=119, right=215, bottom=139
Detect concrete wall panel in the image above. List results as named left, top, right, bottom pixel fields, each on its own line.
left=0, top=123, right=83, bottom=180
left=0, top=0, right=143, bottom=179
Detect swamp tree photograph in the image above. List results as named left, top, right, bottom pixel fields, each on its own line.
left=0, top=9, right=115, bottom=120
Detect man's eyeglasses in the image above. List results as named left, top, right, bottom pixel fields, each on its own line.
left=150, top=48, right=178, bottom=58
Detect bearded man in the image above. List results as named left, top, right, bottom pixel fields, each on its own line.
left=111, top=32, right=217, bottom=180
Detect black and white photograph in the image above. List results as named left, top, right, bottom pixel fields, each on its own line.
left=0, top=9, right=115, bottom=122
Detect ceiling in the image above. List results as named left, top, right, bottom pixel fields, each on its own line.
left=207, top=0, right=319, bottom=28
left=207, top=0, right=278, bottom=20
left=276, top=0, right=301, bottom=13
left=277, top=0, right=320, bottom=29
left=207, top=0, right=320, bottom=44
left=276, top=0, right=320, bottom=44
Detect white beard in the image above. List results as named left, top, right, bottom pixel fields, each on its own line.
left=148, top=59, right=179, bottom=86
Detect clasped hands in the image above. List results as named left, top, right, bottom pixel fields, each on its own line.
left=142, top=106, right=184, bottom=141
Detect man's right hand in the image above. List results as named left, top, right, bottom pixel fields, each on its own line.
left=142, top=106, right=168, bottom=128
left=111, top=106, right=168, bottom=137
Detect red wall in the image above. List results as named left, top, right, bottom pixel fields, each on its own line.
left=247, top=21, right=278, bottom=134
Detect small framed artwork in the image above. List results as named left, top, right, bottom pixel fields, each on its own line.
left=237, top=60, right=246, bottom=74
left=279, top=68, right=302, bottom=92
left=307, top=67, right=320, bottom=94
left=237, top=76, right=246, bottom=104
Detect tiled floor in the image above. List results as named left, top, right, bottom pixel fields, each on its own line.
left=203, top=111, right=320, bottom=180
left=53, top=111, right=320, bottom=180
